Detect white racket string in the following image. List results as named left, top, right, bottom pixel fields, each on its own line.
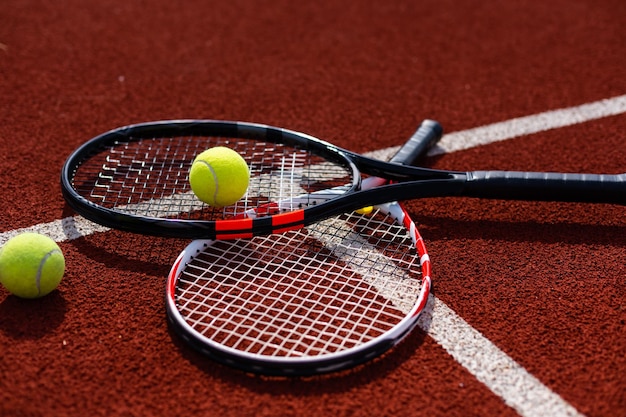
left=72, top=135, right=352, bottom=221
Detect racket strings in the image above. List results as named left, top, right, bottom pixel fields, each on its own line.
left=175, top=207, right=423, bottom=358
left=70, top=135, right=353, bottom=221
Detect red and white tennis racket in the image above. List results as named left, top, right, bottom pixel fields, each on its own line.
left=165, top=127, right=436, bottom=375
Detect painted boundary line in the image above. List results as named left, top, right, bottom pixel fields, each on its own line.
left=2, top=94, right=625, bottom=416
left=430, top=94, right=626, bottom=155
left=418, top=296, right=584, bottom=417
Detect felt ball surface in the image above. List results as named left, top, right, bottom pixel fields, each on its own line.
left=0, top=233, right=66, bottom=298
left=189, top=147, right=250, bottom=207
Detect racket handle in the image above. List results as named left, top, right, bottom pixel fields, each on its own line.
left=389, top=120, right=443, bottom=165
left=360, top=119, right=443, bottom=190
left=464, top=171, right=626, bottom=204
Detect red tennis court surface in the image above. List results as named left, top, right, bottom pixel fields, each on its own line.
left=1, top=0, right=624, bottom=416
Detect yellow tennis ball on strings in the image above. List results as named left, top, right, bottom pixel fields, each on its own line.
left=355, top=206, right=374, bottom=215
left=0, top=233, right=65, bottom=299
left=189, top=146, right=250, bottom=207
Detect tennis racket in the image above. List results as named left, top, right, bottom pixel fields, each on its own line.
left=61, top=119, right=626, bottom=240
left=165, top=128, right=437, bottom=376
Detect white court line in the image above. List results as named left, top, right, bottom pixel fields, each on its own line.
left=3, top=94, right=626, bottom=416
left=429, top=94, right=626, bottom=156
left=418, top=296, right=584, bottom=417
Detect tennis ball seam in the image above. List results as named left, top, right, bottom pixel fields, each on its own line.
left=36, top=249, right=62, bottom=296
left=189, top=147, right=249, bottom=207
left=194, top=159, right=220, bottom=206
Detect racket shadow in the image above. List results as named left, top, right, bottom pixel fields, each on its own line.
left=69, top=232, right=186, bottom=276
left=167, top=311, right=431, bottom=389
left=61, top=204, right=188, bottom=275
left=0, top=291, right=67, bottom=339
left=413, top=214, right=626, bottom=247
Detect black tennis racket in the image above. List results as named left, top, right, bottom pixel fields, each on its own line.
left=165, top=128, right=436, bottom=376
left=61, top=119, right=626, bottom=240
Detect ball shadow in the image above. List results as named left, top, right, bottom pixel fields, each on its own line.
left=0, top=290, right=68, bottom=339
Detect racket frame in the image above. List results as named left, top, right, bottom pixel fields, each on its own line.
left=61, top=119, right=625, bottom=240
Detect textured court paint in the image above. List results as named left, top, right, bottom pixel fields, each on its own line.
left=3, top=99, right=622, bottom=416
left=0, top=216, right=110, bottom=246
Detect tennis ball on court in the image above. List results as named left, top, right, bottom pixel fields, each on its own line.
left=0, top=233, right=65, bottom=299
left=189, top=146, right=250, bottom=207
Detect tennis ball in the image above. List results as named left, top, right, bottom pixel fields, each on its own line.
left=0, top=233, right=65, bottom=299
left=189, top=146, right=250, bottom=207
left=355, top=206, right=374, bottom=215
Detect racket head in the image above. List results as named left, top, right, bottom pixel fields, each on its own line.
left=165, top=201, right=431, bottom=376
left=61, top=120, right=361, bottom=238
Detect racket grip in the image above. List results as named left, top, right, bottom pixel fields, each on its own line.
left=389, top=120, right=443, bottom=165
left=464, top=171, right=626, bottom=204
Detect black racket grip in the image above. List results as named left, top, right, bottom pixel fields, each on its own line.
left=389, top=120, right=443, bottom=166
left=464, top=171, right=626, bottom=204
